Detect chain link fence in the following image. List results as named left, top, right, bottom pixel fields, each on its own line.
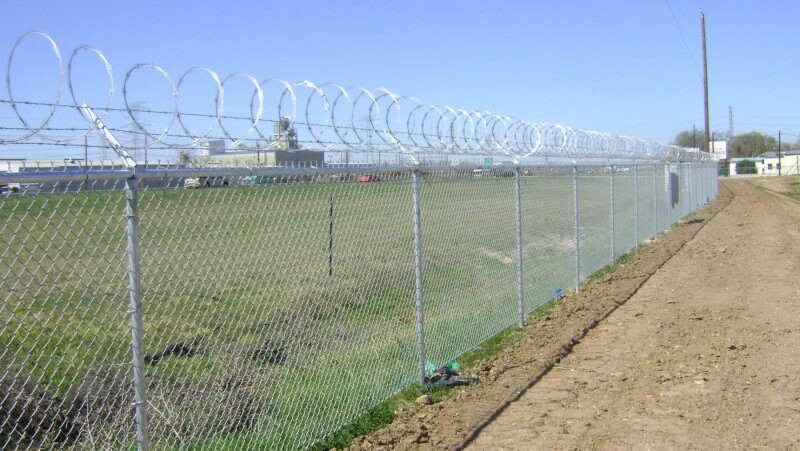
left=0, top=162, right=718, bottom=449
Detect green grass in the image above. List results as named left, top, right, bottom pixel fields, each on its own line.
left=0, top=171, right=674, bottom=449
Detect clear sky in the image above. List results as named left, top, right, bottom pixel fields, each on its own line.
left=0, top=0, right=798, bottom=151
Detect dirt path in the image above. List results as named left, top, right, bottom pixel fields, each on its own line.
left=465, top=179, right=800, bottom=449
left=349, top=179, right=800, bottom=449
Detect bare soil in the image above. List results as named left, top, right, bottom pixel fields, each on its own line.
left=350, top=178, right=800, bottom=449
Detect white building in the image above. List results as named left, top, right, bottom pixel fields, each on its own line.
left=758, top=150, right=800, bottom=176
left=728, top=151, right=800, bottom=176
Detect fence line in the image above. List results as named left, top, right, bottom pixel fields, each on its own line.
left=0, top=160, right=718, bottom=450
left=0, top=29, right=721, bottom=451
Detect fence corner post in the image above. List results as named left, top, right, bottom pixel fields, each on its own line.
left=124, top=177, right=149, bottom=451
left=411, top=166, right=427, bottom=386
left=514, top=165, right=525, bottom=327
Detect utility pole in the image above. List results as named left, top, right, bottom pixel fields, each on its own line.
left=701, top=10, right=711, bottom=153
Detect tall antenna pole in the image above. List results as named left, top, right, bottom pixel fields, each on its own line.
left=728, top=106, right=734, bottom=138
left=701, top=10, right=711, bottom=152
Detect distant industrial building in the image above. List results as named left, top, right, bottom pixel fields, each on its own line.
left=193, top=117, right=323, bottom=165
left=201, top=149, right=325, bottom=166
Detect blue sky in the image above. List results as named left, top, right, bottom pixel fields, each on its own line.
left=0, top=0, right=798, bottom=154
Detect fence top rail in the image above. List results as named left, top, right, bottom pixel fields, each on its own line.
left=0, top=31, right=716, bottom=164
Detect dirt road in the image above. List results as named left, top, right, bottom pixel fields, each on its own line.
left=352, top=178, right=800, bottom=449
left=467, top=179, right=800, bottom=449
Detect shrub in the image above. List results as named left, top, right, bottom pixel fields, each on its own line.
left=736, top=159, right=757, bottom=175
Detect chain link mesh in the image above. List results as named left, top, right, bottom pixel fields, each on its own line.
left=577, top=166, right=613, bottom=279
left=519, top=167, right=576, bottom=313
left=136, top=171, right=419, bottom=449
left=420, top=168, right=519, bottom=367
left=0, top=180, right=135, bottom=449
left=0, top=163, right=716, bottom=449
left=637, top=166, right=656, bottom=244
left=655, top=165, right=670, bottom=234
left=613, top=169, right=637, bottom=258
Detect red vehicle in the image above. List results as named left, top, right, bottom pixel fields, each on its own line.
left=357, top=173, right=380, bottom=183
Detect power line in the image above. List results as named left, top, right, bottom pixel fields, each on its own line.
left=664, top=0, right=702, bottom=79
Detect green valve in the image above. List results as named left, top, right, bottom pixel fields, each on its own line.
left=446, top=361, right=460, bottom=372
left=425, top=361, right=436, bottom=373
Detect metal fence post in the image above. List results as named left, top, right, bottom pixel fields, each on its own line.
left=702, top=164, right=706, bottom=204
left=668, top=164, right=674, bottom=225
left=704, top=164, right=708, bottom=203
left=689, top=163, right=693, bottom=210
left=681, top=163, right=687, bottom=217
left=715, top=164, right=718, bottom=197
left=514, top=166, right=525, bottom=327
left=652, top=164, right=658, bottom=236
left=572, top=165, right=580, bottom=290
left=411, top=168, right=427, bottom=386
left=694, top=163, right=700, bottom=208
left=698, top=164, right=702, bottom=206
left=708, top=163, right=719, bottom=200
left=700, top=164, right=704, bottom=204
left=124, top=178, right=149, bottom=451
left=86, top=107, right=150, bottom=451
left=634, top=165, right=640, bottom=245
left=610, top=165, right=616, bottom=261
left=691, top=164, right=696, bottom=208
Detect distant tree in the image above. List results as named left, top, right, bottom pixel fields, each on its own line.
left=673, top=129, right=703, bottom=150
left=729, top=132, right=777, bottom=158
left=782, top=138, right=799, bottom=151
left=672, top=129, right=728, bottom=151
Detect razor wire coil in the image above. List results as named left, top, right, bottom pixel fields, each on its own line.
left=1, top=31, right=714, bottom=162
